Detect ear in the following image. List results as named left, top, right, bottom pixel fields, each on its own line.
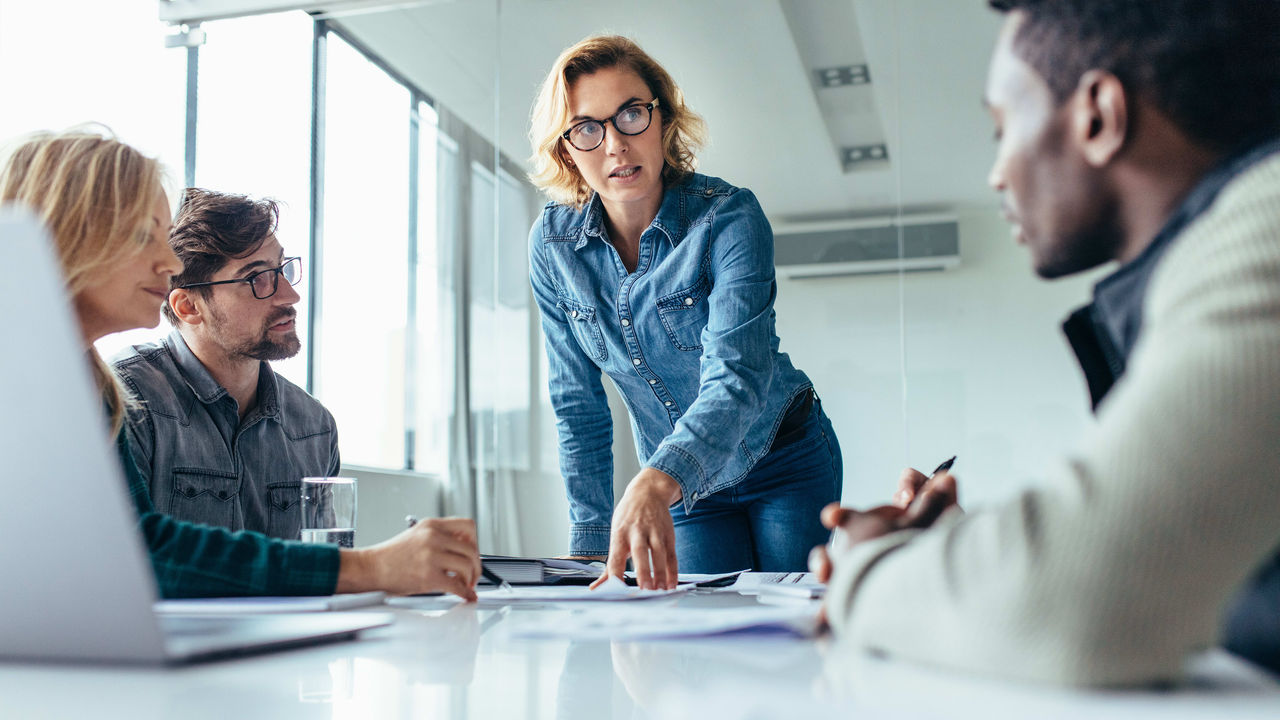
left=1071, top=70, right=1128, bottom=167
left=168, top=288, right=205, bottom=327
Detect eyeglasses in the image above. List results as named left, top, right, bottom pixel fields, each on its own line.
left=561, top=98, right=660, bottom=152
left=178, top=257, right=302, bottom=300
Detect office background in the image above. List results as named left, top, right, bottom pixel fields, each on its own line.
left=0, top=0, right=1106, bottom=556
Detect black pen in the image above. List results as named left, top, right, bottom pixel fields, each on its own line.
left=405, top=515, right=513, bottom=592
left=931, top=455, right=957, bottom=476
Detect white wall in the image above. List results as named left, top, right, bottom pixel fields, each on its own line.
left=775, top=208, right=1109, bottom=510
left=509, top=208, right=1113, bottom=557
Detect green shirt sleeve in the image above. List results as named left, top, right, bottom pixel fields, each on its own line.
left=116, top=429, right=340, bottom=599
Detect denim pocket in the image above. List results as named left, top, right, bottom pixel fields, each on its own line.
left=656, top=278, right=710, bottom=351
left=557, top=296, right=608, bottom=362
left=170, top=468, right=240, bottom=529
left=267, top=481, right=302, bottom=539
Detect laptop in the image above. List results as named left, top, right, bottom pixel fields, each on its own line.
left=0, top=207, right=393, bottom=664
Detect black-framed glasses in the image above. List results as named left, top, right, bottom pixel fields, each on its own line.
left=178, top=257, right=302, bottom=300
left=561, top=98, right=660, bottom=152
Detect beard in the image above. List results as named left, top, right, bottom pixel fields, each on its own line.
left=209, top=305, right=301, bottom=362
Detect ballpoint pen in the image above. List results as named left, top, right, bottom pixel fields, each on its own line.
left=405, top=515, right=514, bottom=592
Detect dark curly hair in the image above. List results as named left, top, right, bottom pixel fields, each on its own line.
left=989, top=0, right=1280, bottom=153
left=163, top=188, right=280, bottom=324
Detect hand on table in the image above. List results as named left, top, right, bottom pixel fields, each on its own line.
left=590, top=467, right=682, bottom=590
left=336, top=517, right=481, bottom=601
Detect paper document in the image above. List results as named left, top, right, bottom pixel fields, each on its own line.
left=730, top=572, right=822, bottom=596
left=625, top=570, right=747, bottom=586
left=155, top=591, right=386, bottom=614
left=410, top=576, right=689, bottom=607
left=508, top=604, right=819, bottom=640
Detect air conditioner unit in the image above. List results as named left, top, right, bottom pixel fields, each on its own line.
left=772, top=212, right=960, bottom=279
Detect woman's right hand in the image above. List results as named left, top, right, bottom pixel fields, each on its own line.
left=336, top=517, right=481, bottom=600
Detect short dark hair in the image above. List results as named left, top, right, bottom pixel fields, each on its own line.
left=164, top=188, right=280, bottom=324
left=989, top=0, right=1280, bottom=152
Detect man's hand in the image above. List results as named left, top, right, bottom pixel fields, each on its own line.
left=590, top=467, right=682, bottom=590
left=336, top=517, right=481, bottom=601
left=809, top=472, right=960, bottom=584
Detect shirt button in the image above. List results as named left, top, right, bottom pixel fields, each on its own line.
left=633, top=358, right=641, bottom=365
left=621, top=318, right=630, bottom=326
left=664, top=401, right=673, bottom=407
left=571, top=310, right=579, bottom=318
left=648, top=379, right=657, bottom=385
left=705, top=188, right=714, bottom=196
left=684, top=297, right=694, bottom=306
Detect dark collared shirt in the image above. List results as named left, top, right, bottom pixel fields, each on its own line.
left=112, top=330, right=340, bottom=539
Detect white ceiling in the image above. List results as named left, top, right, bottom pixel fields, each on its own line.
left=335, top=0, right=1004, bottom=220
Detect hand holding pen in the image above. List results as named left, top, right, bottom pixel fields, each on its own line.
left=894, top=455, right=960, bottom=511
left=811, top=456, right=961, bottom=583
left=406, top=516, right=514, bottom=593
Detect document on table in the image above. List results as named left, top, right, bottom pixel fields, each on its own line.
left=388, top=577, right=690, bottom=607
left=154, top=591, right=387, bottom=614
left=730, top=571, right=824, bottom=597
left=507, top=604, right=820, bottom=640
left=624, top=570, right=747, bottom=586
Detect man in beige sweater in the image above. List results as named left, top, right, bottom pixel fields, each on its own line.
left=818, top=0, right=1280, bottom=685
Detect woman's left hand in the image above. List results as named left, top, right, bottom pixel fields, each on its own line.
left=591, top=468, right=682, bottom=590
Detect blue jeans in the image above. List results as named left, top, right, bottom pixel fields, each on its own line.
left=669, top=398, right=843, bottom=573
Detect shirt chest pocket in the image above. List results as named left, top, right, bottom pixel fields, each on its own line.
left=170, top=468, right=241, bottom=530
left=267, top=481, right=303, bottom=540
left=557, top=296, right=608, bottom=362
left=656, top=277, right=711, bottom=352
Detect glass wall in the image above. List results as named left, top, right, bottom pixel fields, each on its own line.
left=2, top=0, right=1100, bottom=559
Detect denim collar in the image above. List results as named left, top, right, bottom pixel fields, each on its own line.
left=1089, top=135, right=1280, bottom=362
left=165, top=328, right=280, bottom=419
left=573, top=177, right=688, bottom=251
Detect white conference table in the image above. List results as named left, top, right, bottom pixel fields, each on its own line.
left=2, top=590, right=1278, bottom=719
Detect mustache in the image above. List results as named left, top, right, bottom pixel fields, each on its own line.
left=266, top=309, right=297, bottom=326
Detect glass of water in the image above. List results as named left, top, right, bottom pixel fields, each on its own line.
left=300, top=477, right=356, bottom=548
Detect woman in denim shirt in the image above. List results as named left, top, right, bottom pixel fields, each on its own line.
left=527, top=36, right=844, bottom=588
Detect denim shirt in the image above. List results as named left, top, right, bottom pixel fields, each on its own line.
left=112, top=329, right=341, bottom=539
left=529, top=172, right=814, bottom=555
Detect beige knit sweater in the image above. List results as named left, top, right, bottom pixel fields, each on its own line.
left=827, top=153, right=1280, bottom=686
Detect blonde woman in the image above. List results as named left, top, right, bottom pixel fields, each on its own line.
left=0, top=129, right=481, bottom=599
left=528, top=36, right=843, bottom=589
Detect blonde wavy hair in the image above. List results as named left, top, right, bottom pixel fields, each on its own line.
left=0, top=128, right=166, bottom=436
left=528, top=35, right=708, bottom=208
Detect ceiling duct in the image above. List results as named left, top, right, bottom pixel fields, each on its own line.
left=779, top=0, right=888, bottom=174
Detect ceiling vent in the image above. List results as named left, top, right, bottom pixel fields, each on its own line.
left=773, top=214, right=960, bottom=279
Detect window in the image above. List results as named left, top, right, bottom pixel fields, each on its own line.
left=314, top=32, right=412, bottom=468
left=0, top=1, right=185, bottom=360
left=193, top=11, right=315, bottom=387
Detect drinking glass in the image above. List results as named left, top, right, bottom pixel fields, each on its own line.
left=300, top=477, right=356, bottom=548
